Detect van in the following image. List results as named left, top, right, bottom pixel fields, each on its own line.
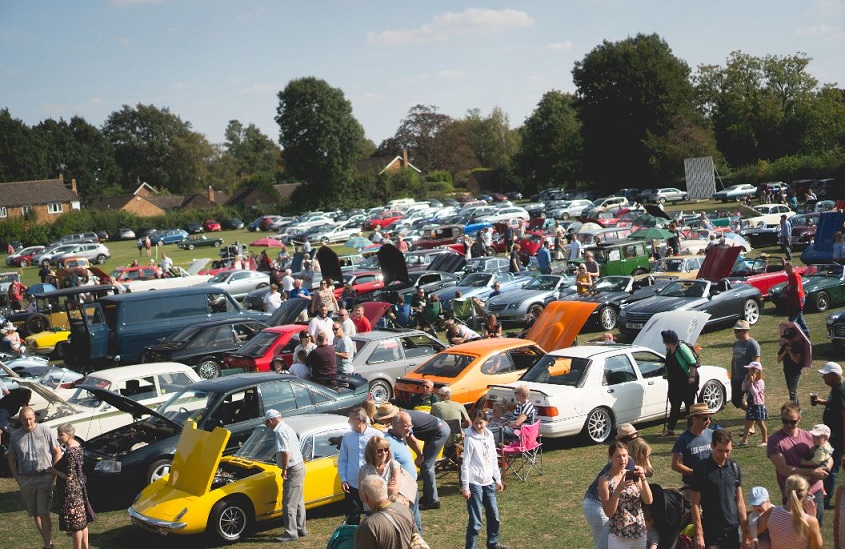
left=65, top=286, right=269, bottom=368
left=386, top=198, right=416, bottom=210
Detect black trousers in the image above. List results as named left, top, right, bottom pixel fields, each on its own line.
left=667, top=381, right=696, bottom=431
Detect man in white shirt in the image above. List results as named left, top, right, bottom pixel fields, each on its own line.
left=309, top=305, right=334, bottom=344
left=265, top=409, right=307, bottom=542
left=159, top=253, right=173, bottom=273
left=281, top=269, right=295, bottom=296
left=263, top=284, right=283, bottom=313
left=338, top=308, right=356, bottom=336
left=568, top=234, right=581, bottom=260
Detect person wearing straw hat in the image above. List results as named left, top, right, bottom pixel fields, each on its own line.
left=671, top=403, right=715, bottom=487
left=2, top=322, right=25, bottom=355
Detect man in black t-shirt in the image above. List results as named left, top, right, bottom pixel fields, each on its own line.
left=305, top=331, right=338, bottom=388
left=818, top=361, right=845, bottom=507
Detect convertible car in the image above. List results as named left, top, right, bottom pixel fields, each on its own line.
left=484, top=274, right=575, bottom=325
left=728, top=255, right=805, bottom=299
left=485, top=311, right=731, bottom=443
left=618, top=247, right=763, bottom=336
left=129, top=414, right=349, bottom=542
left=568, top=275, right=676, bottom=331
left=431, top=271, right=529, bottom=312
left=770, top=263, right=845, bottom=313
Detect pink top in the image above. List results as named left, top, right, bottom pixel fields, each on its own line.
left=741, top=378, right=765, bottom=406
left=767, top=505, right=809, bottom=549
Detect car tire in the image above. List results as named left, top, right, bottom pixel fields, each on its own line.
left=196, top=359, right=221, bottom=380
left=368, top=379, right=393, bottom=405
left=683, top=194, right=688, bottom=201
left=582, top=407, right=613, bottom=444
left=321, top=237, right=329, bottom=245
left=527, top=304, right=544, bottom=325
left=631, top=268, right=648, bottom=276
left=814, top=291, right=830, bottom=312
left=742, top=299, right=760, bottom=325
left=25, top=313, right=49, bottom=335
left=699, top=380, right=726, bottom=412
left=19, top=259, right=29, bottom=267
left=562, top=212, right=571, bottom=220
left=187, top=243, right=195, bottom=250
left=147, top=458, right=173, bottom=485
left=96, top=254, right=107, bottom=264
left=209, top=497, right=254, bottom=543
left=658, top=197, right=666, bottom=204
left=598, top=306, right=618, bottom=331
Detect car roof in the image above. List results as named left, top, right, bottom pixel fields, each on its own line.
left=187, top=372, right=292, bottom=391
left=100, top=285, right=227, bottom=302
left=83, top=362, right=196, bottom=382
left=283, top=413, right=352, bottom=434
left=351, top=328, right=433, bottom=342
left=545, top=344, right=654, bottom=358
left=445, top=337, right=536, bottom=356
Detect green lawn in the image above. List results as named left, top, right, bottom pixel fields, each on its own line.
left=2, top=205, right=843, bottom=548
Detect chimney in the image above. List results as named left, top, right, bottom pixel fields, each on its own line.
left=402, top=149, right=409, bottom=167
left=208, top=185, right=215, bottom=203
left=70, top=178, right=77, bottom=193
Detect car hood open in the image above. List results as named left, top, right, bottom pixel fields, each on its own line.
left=632, top=311, right=710, bottom=354
left=361, top=301, right=391, bottom=325
left=524, top=301, right=599, bottom=352
left=316, top=245, right=343, bottom=283
left=81, top=386, right=181, bottom=430
left=267, top=298, right=311, bottom=326
left=167, top=420, right=230, bottom=497
left=378, top=244, right=409, bottom=286
left=697, top=246, right=742, bottom=282
left=427, top=251, right=467, bottom=273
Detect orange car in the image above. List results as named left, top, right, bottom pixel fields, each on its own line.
left=393, top=301, right=598, bottom=409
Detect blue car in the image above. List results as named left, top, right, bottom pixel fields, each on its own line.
left=150, top=229, right=189, bottom=245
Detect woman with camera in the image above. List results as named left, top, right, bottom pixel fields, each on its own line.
left=598, top=441, right=652, bottom=549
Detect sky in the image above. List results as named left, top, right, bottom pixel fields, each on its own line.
left=2, top=1, right=843, bottom=148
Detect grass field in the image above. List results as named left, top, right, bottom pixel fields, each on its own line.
left=2, top=201, right=844, bottom=548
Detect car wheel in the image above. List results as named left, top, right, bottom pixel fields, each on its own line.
left=368, top=379, right=393, bottom=405
left=321, top=237, right=329, bottom=245
left=196, top=359, right=221, bottom=380
left=25, top=313, right=49, bottom=334
left=187, top=243, right=195, bottom=250
left=598, top=306, right=618, bottom=331
left=562, top=213, right=571, bottom=220
left=582, top=407, right=613, bottom=444
left=699, top=380, right=726, bottom=412
left=814, top=291, right=830, bottom=312
left=631, top=268, right=648, bottom=276
left=527, top=304, right=544, bottom=325
left=658, top=197, right=666, bottom=204
left=683, top=194, right=688, bottom=201
left=147, top=458, right=173, bottom=484
left=209, top=497, right=253, bottom=543
left=214, top=241, right=221, bottom=247
left=742, top=299, right=760, bottom=325
left=96, top=254, right=107, bottom=264
left=19, top=259, right=29, bottom=267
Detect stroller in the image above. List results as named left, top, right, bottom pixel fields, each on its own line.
left=645, top=483, right=692, bottom=549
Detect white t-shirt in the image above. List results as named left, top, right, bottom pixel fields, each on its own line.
left=569, top=239, right=581, bottom=260
left=263, top=291, right=283, bottom=313
left=282, top=275, right=295, bottom=293
left=160, top=256, right=173, bottom=272
left=342, top=317, right=357, bottom=336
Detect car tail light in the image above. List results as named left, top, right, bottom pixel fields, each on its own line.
left=535, top=405, right=558, bottom=417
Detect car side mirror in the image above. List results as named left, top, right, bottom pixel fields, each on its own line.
left=206, top=418, right=224, bottom=431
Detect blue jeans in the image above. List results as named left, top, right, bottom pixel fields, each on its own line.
left=788, top=297, right=810, bottom=335
left=465, top=483, right=500, bottom=549
left=420, top=422, right=450, bottom=504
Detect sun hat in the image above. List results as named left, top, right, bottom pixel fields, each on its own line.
left=687, top=402, right=711, bottom=417
left=373, top=403, right=401, bottom=422
left=749, top=486, right=769, bottom=506
left=264, top=409, right=281, bottom=421
left=819, top=362, right=843, bottom=376
left=3, top=322, right=16, bottom=332
left=810, top=424, right=831, bottom=438
left=733, top=320, right=750, bottom=331
left=616, top=424, right=638, bottom=441
left=744, top=361, right=762, bottom=371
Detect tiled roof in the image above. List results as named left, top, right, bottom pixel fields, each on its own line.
left=0, top=178, right=78, bottom=207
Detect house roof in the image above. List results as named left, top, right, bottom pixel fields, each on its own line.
left=356, top=155, right=421, bottom=175
left=0, top=178, right=78, bottom=207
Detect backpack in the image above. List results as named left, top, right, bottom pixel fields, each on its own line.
left=679, top=341, right=701, bottom=369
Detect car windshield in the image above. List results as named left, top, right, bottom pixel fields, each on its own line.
left=593, top=277, right=629, bottom=292
left=520, top=355, right=590, bottom=386
left=461, top=274, right=490, bottom=288
left=658, top=280, right=707, bottom=298
left=236, top=331, right=281, bottom=358
left=235, top=425, right=278, bottom=464
left=807, top=264, right=844, bottom=278
left=654, top=259, right=686, bottom=273
left=414, top=352, right=475, bottom=379
left=209, top=272, right=231, bottom=283
left=523, top=276, right=558, bottom=291
left=157, top=388, right=221, bottom=426
left=37, top=367, right=82, bottom=390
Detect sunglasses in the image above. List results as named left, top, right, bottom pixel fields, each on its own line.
left=696, top=416, right=712, bottom=422
left=332, top=327, right=340, bottom=332
left=782, top=418, right=799, bottom=426
left=376, top=448, right=390, bottom=454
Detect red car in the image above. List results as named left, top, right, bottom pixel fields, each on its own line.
left=110, top=266, right=162, bottom=283
left=728, top=255, right=807, bottom=299
left=6, top=245, right=46, bottom=267
left=517, top=231, right=555, bottom=265
left=202, top=219, right=222, bottom=232
left=338, top=271, right=385, bottom=298
left=363, top=210, right=404, bottom=231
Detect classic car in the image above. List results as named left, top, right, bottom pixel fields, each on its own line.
left=111, top=265, right=162, bottom=283
left=82, top=373, right=368, bottom=500
left=178, top=235, right=224, bottom=250
left=727, top=255, right=805, bottom=299
left=393, top=301, right=598, bottom=409
left=6, top=284, right=118, bottom=336
left=431, top=271, right=529, bottom=312
left=618, top=247, right=763, bottom=335
left=129, top=415, right=349, bottom=542
left=6, top=245, right=45, bottom=267
left=141, top=319, right=269, bottom=379
left=738, top=225, right=780, bottom=248
left=827, top=310, right=845, bottom=349
left=363, top=210, right=404, bottom=230
left=802, top=210, right=845, bottom=265
left=713, top=184, right=757, bottom=202
left=411, top=224, right=465, bottom=251
left=463, top=256, right=510, bottom=274
left=484, top=274, right=575, bottom=325
left=39, top=362, right=201, bottom=442
left=770, top=263, right=845, bottom=313
left=741, top=203, right=795, bottom=228
left=568, top=275, right=676, bottom=331
left=790, top=212, right=820, bottom=250
left=649, top=255, right=704, bottom=280
left=484, top=311, right=730, bottom=443
left=205, top=270, right=270, bottom=300
left=25, top=328, right=71, bottom=359
left=572, top=239, right=652, bottom=277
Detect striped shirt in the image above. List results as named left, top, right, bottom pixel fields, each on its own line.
left=510, top=400, right=536, bottom=425
left=767, top=505, right=810, bottom=548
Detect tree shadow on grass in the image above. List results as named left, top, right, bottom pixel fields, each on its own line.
left=0, top=488, right=23, bottom=515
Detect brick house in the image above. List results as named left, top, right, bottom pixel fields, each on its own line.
left=96, top=185, right=229, bottom=217
left=356, top=149, right=422, bottom=176
left=0, top=175, right=81, bottom=223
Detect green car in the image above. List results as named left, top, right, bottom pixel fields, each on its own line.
left=178, top=235, right=224, bottom=250
left=770, top=263, right=845, bottom=313
left=572, top=239, right=651, bottom=277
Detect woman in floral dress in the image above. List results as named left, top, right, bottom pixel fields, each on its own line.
left=598, top=441, right=653, bottom=549
left=310, top=278, right=339, bottom=315
left=53, top=423, right=93, bottom=549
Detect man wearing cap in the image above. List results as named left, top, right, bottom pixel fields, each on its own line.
left=264, top=409, right=306, bottom=542
left=766, top=401, right=827, bottom=523
left=338, top=406, right=383, bottom=525
left=783, top=261, right=810, bottom=336
left=671, top=403, right=715, bottom=487
left=777, top=326, right=807, bottom=405
left=730, top=320, right=761, bottom=410
left=431, top=386, right=469, bottom=430
left=816, top=362, right=845, bottom=508
left=746, top=486, right=771, bottom=549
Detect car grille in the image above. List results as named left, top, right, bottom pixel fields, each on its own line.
left=623, top=311, right=654, bottom=324
left=487, top=303, right=507, bottom=312
left=831, top=324, right=845, bottom=338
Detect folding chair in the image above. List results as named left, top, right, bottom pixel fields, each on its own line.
left=499, top=421, right=543, bottom=481
left=436, top=418, right=465, bottom=479
left=451, top=297, right=478, bottom=329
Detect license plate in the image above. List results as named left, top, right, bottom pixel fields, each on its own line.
left=626, top=323, right=644, bottom=329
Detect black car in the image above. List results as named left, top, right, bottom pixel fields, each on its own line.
left=140, top=319, right=268, bottom=379
left=827, top=310, right=845, bottom=349
left=357, top=270, right=461, bottom=304
left=568, top=275, right=674, bottom=330
left=738, top=225, right=780, bottom=248
left=224, top=217, right=245, bottom=230
left=185, top=222, right=203, bottom=234
left=82, top=372, right=368, bottom=504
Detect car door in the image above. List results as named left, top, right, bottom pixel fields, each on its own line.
left=630, top=350, right=669, bottom=419
left=600, top=353, right=646, bottom=423
left=67, top=302, right=110, bottom=360
left=400, top=334, right=445, bottom=370
left=360, top=336, right=408, bottom=381
left=302, top=427, right=347, bottom=506
left=211, top=386, right=263, bottom=450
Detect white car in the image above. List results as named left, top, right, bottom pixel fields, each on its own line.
left=479, top=206, right=530, bottom=224
left=548, top=199, right=594, bottom=220
left=484, top=311, right=730, bottom=443
left=713, top=184, right=757, bottom=202
left=39, top=362, right=201, bottom=442
left=743, top=204, right=795, bottom=228
left=645, top=187, right=688, bottom=204
left=307, top=222, right=361, bottom=245
left=591, top=196, right=629, bottom=211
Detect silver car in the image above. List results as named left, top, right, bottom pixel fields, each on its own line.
left=53, top=243, right=111, bottom=266
left=206, top=270, right=271, bottom=300
left=484, top=274, right=574, bottom=324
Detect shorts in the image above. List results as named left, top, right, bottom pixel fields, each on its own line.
left=18, top=473, right=54, bottom=516
left=746, top=404, right=768, bottom=421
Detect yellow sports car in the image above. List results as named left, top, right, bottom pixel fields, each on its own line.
left=25, top=328, right=71, bottom=359
left=129, top=414, right=350, bottom=543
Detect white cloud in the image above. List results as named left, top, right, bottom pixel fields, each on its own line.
left=118, top=36, right=132, bottom=46
left=544, top=41, right=573, bottom=52
left=437, top=70, right=462, bottom=78
left=367, top=8, right=534, bottom=46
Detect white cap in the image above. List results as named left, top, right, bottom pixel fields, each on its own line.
left=264, top=409, right=281, bottom=421
left=819, top=362, right=843, bottom=376
left=810, top=424, right=831, bottom=438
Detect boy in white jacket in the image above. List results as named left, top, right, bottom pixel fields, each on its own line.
left=461, top=410, right=508, bottom=549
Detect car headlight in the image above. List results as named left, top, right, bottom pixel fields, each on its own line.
left=828, top=317, right=836, bottom=326
left=94, top=460, right=122, bottom=473
left=508, top=303, right=519, bottom=310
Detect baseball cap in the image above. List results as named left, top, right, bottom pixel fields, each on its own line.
left=818, top=362, right=843, bottom=376
left=264, top=409, right=281, bottom=421
left=810, top=424, right=831, bottom=438
left=749, top=486, right=769, bottom=506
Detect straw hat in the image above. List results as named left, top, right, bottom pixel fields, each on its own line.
left=686, top=402, right=711, bottom=417
left=373, top=403, right=401, bottom=422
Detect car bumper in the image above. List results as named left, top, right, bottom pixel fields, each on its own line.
left=128, top=507, right=188, bottom=534
left=538, top=416, right=585, bottom=438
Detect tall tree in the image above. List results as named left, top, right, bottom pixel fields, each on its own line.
left=0, top=108, right=48, bottom=182
left=378, top=105, right=454, bottom=172
left=224, top=120, right=284, bottom=183
left=102, top=103, right=193, bottom=192
left=465, top=107, right=520, bottom=170
left=275, top=77, right=366, bottom=209
left=513, top=90, right=583, bottom=194
left=573, top=33, right=696, bottom=187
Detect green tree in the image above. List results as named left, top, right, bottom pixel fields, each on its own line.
left=102, top=103, right=193, bottom=192
left=224, top=120, right=284, bottom=184
left=465, top=107, right=520, bottom=170
left=275, top=77, right=366, bottom=209
left=513, top=90, right=583, bottom=194
left=0, top=108, right=48, bottom=182
left=573, top=33, right=696, bottom=187
left=168, top=131, right=217, bottom=194
left=378, top=105, right=454, bottom=172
